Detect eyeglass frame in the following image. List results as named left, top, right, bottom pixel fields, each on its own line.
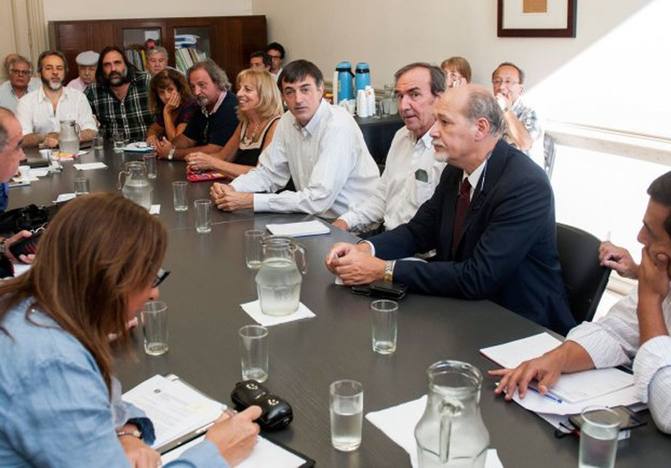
left=153, top=268, right=170, bottom=288
left=9, top=68, right=31, bottom=77
left=491, top=78, right=520, bottom=87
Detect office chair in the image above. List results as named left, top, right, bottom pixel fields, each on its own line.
left=556, top=223, right=611, bottom=323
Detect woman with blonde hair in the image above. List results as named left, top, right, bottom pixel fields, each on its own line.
left=440, top=56, right=472, bottom=88
left=185, top=69, right=283, bottom=178
left=146, top=68, right=199, bottom=146
left=0, top=193, right=260, bottom=467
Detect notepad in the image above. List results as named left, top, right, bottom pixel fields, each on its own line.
left=122, top=374, right=224, bottom=452
left=266, top=220, right=330, bottom=237
left=73, top=162, right=108, bottom=171
left=481, top=333, right=635, bottom=404
left=122, top=142, right=154, bottom=153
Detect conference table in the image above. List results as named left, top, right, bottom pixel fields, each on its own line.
left=10, top=146, right=671, bottom=467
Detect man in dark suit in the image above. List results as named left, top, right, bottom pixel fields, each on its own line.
left=325, top=84, right=575, bottom=334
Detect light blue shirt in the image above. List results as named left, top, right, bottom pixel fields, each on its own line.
left=0, top=298, right=228, bottom=467
left=0, top=78, right=40, bottom=113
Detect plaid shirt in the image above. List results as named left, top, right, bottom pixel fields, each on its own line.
left=85, top=71, right=153, bottom=141
left=504, top=98, right=542, bottom=155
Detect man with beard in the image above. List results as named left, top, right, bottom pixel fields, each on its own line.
left=155, top=59, right=238, bottom=160
left=16, top=50, right=97, bottom=148
left=85, top=46, right=154, bottom=142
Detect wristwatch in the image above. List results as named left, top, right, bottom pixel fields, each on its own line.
left=383, top=260, right=395, bottom=283
left=116, top=428, right=142, bottom=439
left=167, top=146, right=176, bottom=160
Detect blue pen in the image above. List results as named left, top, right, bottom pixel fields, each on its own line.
left=528, top=384, right=563, bottom=403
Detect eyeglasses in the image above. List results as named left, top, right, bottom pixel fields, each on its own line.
left=152, top=268, right=170, bottom=288
left=268, top=54, right=282, bottom=60
left=491, top=79, right=519, bottom=86
left=10, top=69, right=30, bottom=76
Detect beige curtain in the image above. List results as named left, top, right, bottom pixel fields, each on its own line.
left=0, top=0, right=47, bottom=80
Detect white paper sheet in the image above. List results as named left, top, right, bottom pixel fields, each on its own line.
left=365, top=396, right=503, bottom=468
left=54, top=193, right=76, bottom=203
left=149, top=204, right=160, bottom=215
left=481, top=333, right=635, bottom=403
left=73, top=162, right=108, bottom=170
left=266, top=220, right=330, bottom=237
left=161, top=434, right=307, bottom=467
left=122, top=375, right=225, bottom=450
left=30, top=168, right=50, bottom=177
left=240, top=300, right=315, bottom=326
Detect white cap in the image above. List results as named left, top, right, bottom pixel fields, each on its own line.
left=75, top=50, right=99, bottom=66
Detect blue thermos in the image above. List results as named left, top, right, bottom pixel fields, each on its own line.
left=355, top=62, right=371, bottom=92
left=336, top=61, right=354, bottom=103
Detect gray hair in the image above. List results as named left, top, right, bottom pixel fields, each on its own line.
left=5, top=54, right=32, bottom=75
left=394, top=62, right=446, bottom=97
left=0, top=107, right=14, bottom=152
left=188, top=59, right=231, bottom=92
left=463, top=88, right=505, bottom=136
left=492, top=62, right=526, bottom=85
left=37, top=49, right=68, bottom=74
left=147, top=46, right=168, bottom=60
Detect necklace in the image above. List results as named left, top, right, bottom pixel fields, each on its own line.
left=242, top=119, right=264, bottom=145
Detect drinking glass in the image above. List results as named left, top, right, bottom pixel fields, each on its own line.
left=238, top=325, right=269, bottom=382
left=94, top=134, right=104, bottom=150
left=112, top=130, right=125, bottom=153
left=141, top=301, right=169, bottom=356
left=330, top=380, right=363, bottom=451
left=172, top=181, right=188, bottom=212
left=194, top=199, right=212, bottom=233
left=370, top=299, right=398, bottom=355
left=579, top=406, right=621, bottom=468
left=143, top=152, right=158, bottom=179
left=73, top=176, right=90, bottom=196
left=245, top=229, right=265, bottom=269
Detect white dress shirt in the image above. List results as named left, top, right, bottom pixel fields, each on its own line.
left=567, top=289, right=671, bottom=433
left=66, top=77, right=88, bottom=92
left=230, top=100, right=382, bottom=222
left=341, top=126, right=445, bottom=231
left=16, top=85, right=97, bottom=136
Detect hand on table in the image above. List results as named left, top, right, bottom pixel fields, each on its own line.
left=155, top=138, right=173, bottom=159
left=599, top=241, right=639, bottom=279
left=325, top=242, right=383, bottom=285
left=146, top=135, right=160, bottom=149
left=488, top=351, right=565, bottom=401
left=186, top=152, right=218, bottom=172
left=119, top=431, right=161, bottom=468
left=331, top=219, right=349, bottom=231
left=210, top=183, right=253, bottom=211
left=206, top=406, right=262, bottom=466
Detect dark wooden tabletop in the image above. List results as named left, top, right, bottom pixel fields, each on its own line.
left=11, top=145, right=671, bottom=467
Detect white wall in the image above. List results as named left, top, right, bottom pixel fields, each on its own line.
left=43, top=0, right=252, bottom=21
left=253, top=0, right=669, bottom=137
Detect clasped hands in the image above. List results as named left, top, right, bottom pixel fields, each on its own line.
left=209, top=183, right=253, bottom=212
left=324, top=242, right=385, bottom=285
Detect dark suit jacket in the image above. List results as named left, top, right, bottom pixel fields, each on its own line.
left=370, top=139, right=575, bottom=334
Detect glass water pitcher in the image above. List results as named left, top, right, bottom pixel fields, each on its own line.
left=415, top=360, right=490, bottom=468
left=255, top=236, right=307, bottom=316
left=118, top=161, right=152, bottom=210
left=59, top=120, right=80, bottom=154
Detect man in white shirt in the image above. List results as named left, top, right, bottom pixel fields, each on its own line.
left=16, top=50, right=97, bottom=148
left=332, top=62, right=446, bottom=232
left=210, top=60, right=382, bottom=224
left=67, top=50, right=99, bottom=92
left=0, top=55, right=40, bottom=113
left=491, top=171, right=671, bottom=434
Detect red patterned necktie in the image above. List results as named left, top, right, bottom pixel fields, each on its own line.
left=452, top=178, right=472, bottom=253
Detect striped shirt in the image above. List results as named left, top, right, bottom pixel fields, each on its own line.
left=567, top=289, right=671, bottom=433
left=85, top=71, right=154, bottom=142
left=503, top=98, right=541, bottom=156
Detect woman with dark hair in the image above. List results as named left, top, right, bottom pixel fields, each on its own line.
left=0, top=193, right=260, bottom=467
left=146, top=68, right=198, bottom=146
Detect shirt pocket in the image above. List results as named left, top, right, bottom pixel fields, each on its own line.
left=415, top=179, right=435, bottom=206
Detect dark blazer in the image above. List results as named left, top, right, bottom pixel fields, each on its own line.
left=370, top=139, right=575, bottom=335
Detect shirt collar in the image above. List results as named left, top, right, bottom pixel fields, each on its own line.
left=37, top=85, right=66, bottom=103
left=294, top=99, right=327, bottom=136
left=462, top=154, right=490, bottom=191
left=209, top=90, right=227, bottom=115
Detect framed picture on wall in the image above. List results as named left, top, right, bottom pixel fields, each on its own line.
left=497, top=0, right=577, bottom=37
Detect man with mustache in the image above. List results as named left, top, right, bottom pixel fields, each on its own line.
left=155, top=59, right=238, bottom=160
left=210, top=60, right=381, bottom=226
left=332, top=62, right=447, bottom=233
left=16, top=50, right=97, bottom=148
left=0, top=55, right=40, bottom=113
left=326, top=85, right=574, bottom=334
left=85, top=46, right=154, bottom=142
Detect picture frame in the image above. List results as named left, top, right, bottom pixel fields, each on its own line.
left=497, top=0, right=577, bottom=38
